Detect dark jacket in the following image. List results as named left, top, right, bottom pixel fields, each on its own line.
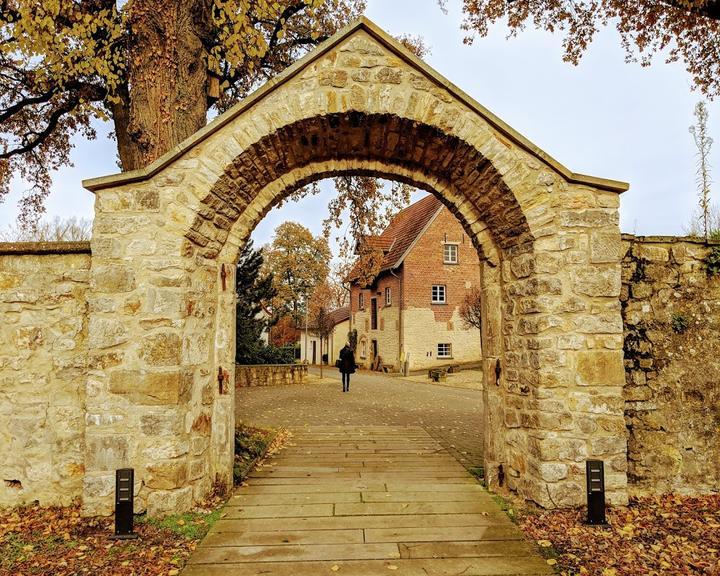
left=338, top=346, right=356, bottom=374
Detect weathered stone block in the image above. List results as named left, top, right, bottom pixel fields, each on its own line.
left=86, top=436, right=129, bottom=471
left=88, top=317, right=128, bottom=349
left=574, top=266, right=621, bottom=297
left=590, top=232, right=623, bottom=263
left=109, top=371, right=181, bottom=405
left=146, top=459, right=188, bottom=489
left=575, top=350, right=624, bottom=386
left=140, top=332, right=181, bottom=366
left=147, top=486, right=193, bottom=517
left=92, top=265, right=135, bottom=293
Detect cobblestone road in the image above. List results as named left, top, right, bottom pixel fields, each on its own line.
left=235, top=368, right=485, bottom=471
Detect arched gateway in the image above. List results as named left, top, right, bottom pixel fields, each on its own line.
left=82, top=18, right=629, bottom=516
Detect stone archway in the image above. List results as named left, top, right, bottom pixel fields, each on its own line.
left=82, top=17, right=629, bottom=516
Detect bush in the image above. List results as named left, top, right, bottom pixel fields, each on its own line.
left=706, top=245, right=720, bottom=277
left=237, top=343, right=297, bottom=365
left=234, top=425, right=275, bottom=484
left=256, top=344, right=297, bottom=364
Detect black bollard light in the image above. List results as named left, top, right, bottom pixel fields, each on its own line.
left=585, top=460, right=607, bottom=525
left=111, top=468, right=138, bottom=539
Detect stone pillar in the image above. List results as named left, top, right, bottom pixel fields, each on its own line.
left=83, top=180, right=234, bottom=516
left=499, top=186, right=628, bottom=507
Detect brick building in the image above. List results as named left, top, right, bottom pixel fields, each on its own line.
left=349, top=194, right=482, bottom=371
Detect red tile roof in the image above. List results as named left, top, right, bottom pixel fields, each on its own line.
left=349, top=194, right=443, bottom=281
left=326, top=306, right=350, bottom=327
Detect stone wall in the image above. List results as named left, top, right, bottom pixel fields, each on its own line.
left=0, top=243, right=90, bottom=507
left=622, top=235, right=720, bottom=495
left=235, top=364, right=308, bottom=387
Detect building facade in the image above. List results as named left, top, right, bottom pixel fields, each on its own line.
left=298, top=307, right=350, bottom=365
left=350, top=195, right=482, bottom=371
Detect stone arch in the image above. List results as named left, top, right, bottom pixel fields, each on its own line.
left=82, top=17, right=629, bottom=516
left=186, top=113, right=532, bottom=262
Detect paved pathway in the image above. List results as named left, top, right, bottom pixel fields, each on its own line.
left=185, top=426, right=551, bottom=575
left=236, top=368, right=485, bottom=471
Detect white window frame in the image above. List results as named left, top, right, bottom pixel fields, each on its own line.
left=359, top=292, right=365, bottom=309
left=385, top=287, right=392, bottom=306
left=437, top=343, right=452, bottom=359
left=431, top=285, right=446, bottom=304
left=360, top=340, right=367, bottom=358
left=443, top=243, right=459, bottom=264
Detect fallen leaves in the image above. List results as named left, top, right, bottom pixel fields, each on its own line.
left=519, top=494, right=720, bottom=575
left=0, top=499, right=222, bottom=576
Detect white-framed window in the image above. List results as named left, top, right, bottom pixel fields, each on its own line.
left=359, top=292, right=365, bottom=309
left=431, top=284, right=446, bottom=304
left=360, top=340, right=367, bottom=358
left=437, top=343, right=452, bottom=358
left=443, top=243, right=458, bottom=264
left=385, top=287, right=392, bottom=306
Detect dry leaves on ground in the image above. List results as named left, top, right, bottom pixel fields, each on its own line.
left=0, top=498, right=222, bottom=576
left=519, top=494, right=720, bottom=575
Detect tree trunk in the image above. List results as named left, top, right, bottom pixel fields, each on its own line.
left=113, top=0, right=213, bottom=171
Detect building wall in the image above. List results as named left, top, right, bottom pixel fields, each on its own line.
left=298, top=319, right=350, bottom=366
left=299, top=332, right=323, bottom=364
left=0, top=245, right=90, bottom=508
left=350, top=274, right=401, bottom=369
left=622, top=235, right=720, bottom=496
left=403, top=207, right=482, bottom=370
left=329, top=319, right=350, bottom=366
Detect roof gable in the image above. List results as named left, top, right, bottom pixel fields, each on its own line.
left=349, top=194, right=443, bottom=282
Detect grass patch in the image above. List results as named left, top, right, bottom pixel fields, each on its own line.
left=138, top=508, right=222, bottom=540
left=489, top=492, right=517, bottom=523
left=0, top=532, right=34, bottom=569
left=234, top=424, right=277, bottom=484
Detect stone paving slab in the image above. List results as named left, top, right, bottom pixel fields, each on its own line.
left=201, top=529, right=365, bottom=546
left=229, top=492, right=361, bottom=505
left=186, top=426, right=551, bottom=576
left=224, top=503, right=334, bottom=519
left=210, top=512, right=510, bottom=533
left=189, top=542, right=401, bottom=563
left=183, top=557, right=552, bottom=576
left=360, top=490, right=491, bottom=502
left=364, top=526, right=522, bottom=543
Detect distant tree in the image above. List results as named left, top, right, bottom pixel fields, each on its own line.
left=459, top=287, right=483, bottom=331
left=270, top=315, right=299, bottom=348
left=262, top=221, right=331, bottom=321
left=689, top=101, right=714, bottom=242
left=235, top=240, right=277, bottom=364
left=0, top=216, right=91, bottom=241
left=456, top=0, right=720, bottom=98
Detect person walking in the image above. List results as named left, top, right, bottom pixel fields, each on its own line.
left=338, top=343, right=356, bottom=392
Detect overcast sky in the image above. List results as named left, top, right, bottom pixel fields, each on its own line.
left=1, top=0, right=718, bottom=246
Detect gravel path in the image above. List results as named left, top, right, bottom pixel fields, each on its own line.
left=235, top=367, right=485, bottom=471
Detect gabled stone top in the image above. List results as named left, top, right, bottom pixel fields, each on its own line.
left=83, top=16, right=629, bottom=194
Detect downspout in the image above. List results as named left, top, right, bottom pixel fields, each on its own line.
left=391, top=267, right=404, bottom=373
